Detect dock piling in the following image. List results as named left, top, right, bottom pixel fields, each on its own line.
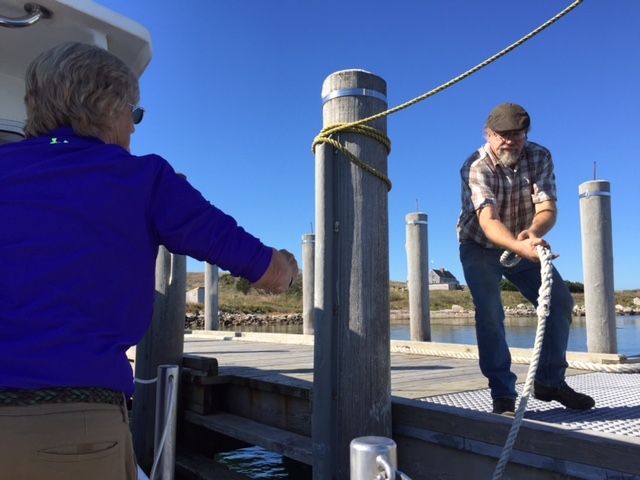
left=579, top=180, right=617, bottom=354
left=302, top=234, right=315, bottom=335
left=405, top=212, right=431, bottom=342
left=312, top=69, right=392, bottom=479
left=204, top=262, right=219, bottom=330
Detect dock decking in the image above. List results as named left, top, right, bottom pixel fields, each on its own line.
left=182, top=330, right=636, bottom=404
left=163, top=331, right=640, bottom=479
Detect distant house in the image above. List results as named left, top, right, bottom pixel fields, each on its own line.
left=186, top=287, right=204, bottom=304
left=428, top=268, right=461, bottom=291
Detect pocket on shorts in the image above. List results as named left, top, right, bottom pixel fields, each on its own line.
left=38, top=441, right=120, bottom=462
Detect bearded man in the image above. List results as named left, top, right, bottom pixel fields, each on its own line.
left=457, top=103, right=595, bottom=415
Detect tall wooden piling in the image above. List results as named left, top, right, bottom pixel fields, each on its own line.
left=302, top=234, right=315, bottom=335
left=204, top=262, right=219, bottom=330
left=405, top=212, right=431, bottom=341
left=133, top=247, right=186, bottom=472
left=579, top=180, right=617, bottom=353
left=312, top=70, right=391, bottom=479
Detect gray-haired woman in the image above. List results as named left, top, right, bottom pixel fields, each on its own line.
left=0, top=41, right=298, bottom=479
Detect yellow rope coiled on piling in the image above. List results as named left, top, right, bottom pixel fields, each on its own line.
left=313, top=123, right=393, bottom=191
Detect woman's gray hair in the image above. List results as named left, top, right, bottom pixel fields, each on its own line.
left=23, top=41, right=139, bottom=138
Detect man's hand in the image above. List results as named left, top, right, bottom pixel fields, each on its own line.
left=513, top=229, right=557, bottom=262
left=512, top=232, right=548, bottom=262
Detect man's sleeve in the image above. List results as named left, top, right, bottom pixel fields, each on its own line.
left=466, top=159, right=496, bottom=212
left=531, top=149, right=557, bottom=204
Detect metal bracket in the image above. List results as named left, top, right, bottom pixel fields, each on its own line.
left=0, top=3, right=53, bottom=28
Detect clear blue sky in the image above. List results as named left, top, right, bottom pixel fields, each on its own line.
left=98, top=0, right=639, bottom=290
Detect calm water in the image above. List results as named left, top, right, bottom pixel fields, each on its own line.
left=213, top=315, right=640, bottom=478
left=220, top=315, right=640, bottom=357
left=393, top=315, right=640, bottom=357
left=215, top=447, right=311, bottom=479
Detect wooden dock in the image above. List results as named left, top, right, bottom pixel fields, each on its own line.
left=147, top=331, right=640, bottom=479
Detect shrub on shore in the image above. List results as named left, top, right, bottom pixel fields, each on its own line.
left=187, top=273, right=638, bottom=315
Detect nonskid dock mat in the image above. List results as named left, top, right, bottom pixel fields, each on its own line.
left=420, top=372, right=640, bottom=437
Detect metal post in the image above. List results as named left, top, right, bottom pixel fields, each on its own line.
left=302, top=234, right=315, bottom=335
left=152, top=365, right=179, bottom=480
left=350, top=436, right=397, bottom=480
left=579, top=180, right=617, bottom=353
left=133, top=247, right=186, bottom=471
left=405, top=213, right=431, bottom=341
left=313, top=70, right=392, bottom=479
left=204, top=262, right=219, bottom=330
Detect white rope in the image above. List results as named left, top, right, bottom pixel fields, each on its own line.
left=499, top=250, right=520, bottom=268
left=389, top=346, right=640, bottom=373
left=134, top=377, right=158, bottom=385
left=492, top=245, right=553, bottom=479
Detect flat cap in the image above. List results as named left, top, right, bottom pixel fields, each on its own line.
left=486, top=103, right=530, bottom=132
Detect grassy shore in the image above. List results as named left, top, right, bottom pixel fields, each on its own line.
left=187, top=273, right=639, bottom=315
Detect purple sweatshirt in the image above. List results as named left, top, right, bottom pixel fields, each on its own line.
left=0, top=127, right=272, bottom=396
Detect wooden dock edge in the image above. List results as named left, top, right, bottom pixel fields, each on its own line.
left=178, top=351, right=640, bottom=480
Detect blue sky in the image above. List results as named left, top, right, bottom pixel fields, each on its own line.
left=98, top=0, right=638, bottom=290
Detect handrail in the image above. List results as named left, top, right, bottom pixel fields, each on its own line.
left=0, top=2, right=52, bottom=28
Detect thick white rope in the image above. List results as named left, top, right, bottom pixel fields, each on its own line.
left=389, top=346, right=640, bottom=373
left=492, top=246, right=553, bottom=480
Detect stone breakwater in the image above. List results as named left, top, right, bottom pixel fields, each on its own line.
left=185, top=311, right=303, bottom=330
left=185, top=298, right=640, bottom=330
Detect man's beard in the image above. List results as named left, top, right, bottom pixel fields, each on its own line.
left=497, top=150, right=520, bottom=168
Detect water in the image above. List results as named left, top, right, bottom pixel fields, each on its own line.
left=212, top=315, right=640, bottom=478
left=215, top=446, right=311, bottom=479
left=392, top=315, right=640, bottom=357
left=221, top=315, right=640, bottom=357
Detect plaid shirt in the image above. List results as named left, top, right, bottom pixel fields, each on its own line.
left=457, top=141, right=557, bottom=249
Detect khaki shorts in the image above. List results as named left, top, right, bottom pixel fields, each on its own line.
left=0, top=400, right=137, bottom=480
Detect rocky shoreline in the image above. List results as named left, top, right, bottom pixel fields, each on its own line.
left=185, top=299, right=640, bottom=330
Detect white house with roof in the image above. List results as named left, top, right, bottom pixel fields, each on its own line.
left=428, top=268, right=461, bottom=290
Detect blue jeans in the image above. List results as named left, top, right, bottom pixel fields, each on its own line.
left=460, top=242, right=574, bottom=400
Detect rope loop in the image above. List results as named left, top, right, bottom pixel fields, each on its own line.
left=134, top=376, right=158, bottom=385
left=499, top=250, right=520, bottom=267
left=312, top=123, right=393, bottom=191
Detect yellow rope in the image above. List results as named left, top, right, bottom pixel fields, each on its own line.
left=312, top=0, right=583, bottom=190
left=313, top=123, right=393, bottom=191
